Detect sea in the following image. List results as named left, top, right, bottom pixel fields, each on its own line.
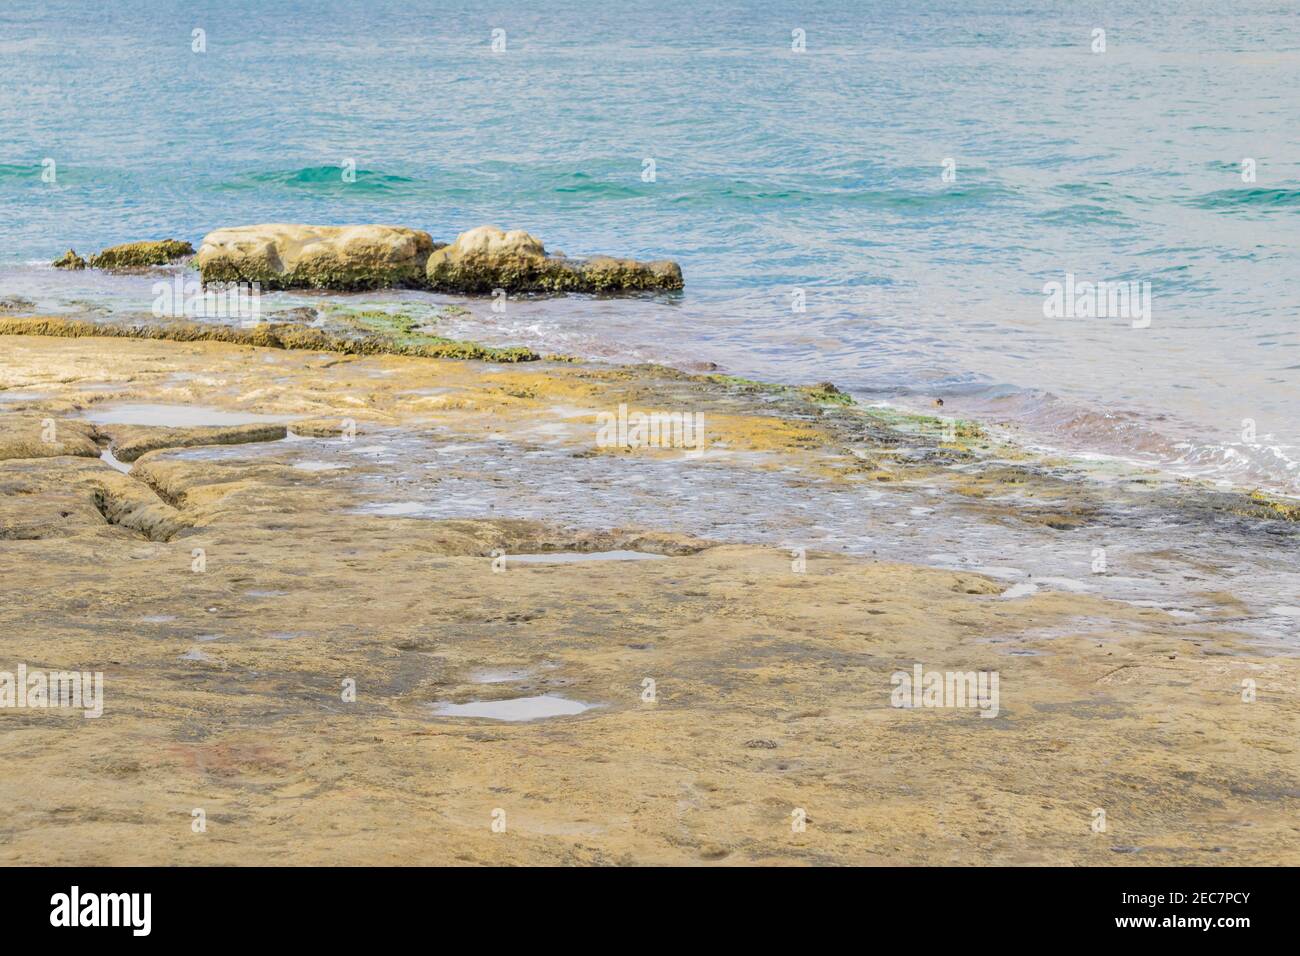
left=2, top=0, right=1298, bottom=494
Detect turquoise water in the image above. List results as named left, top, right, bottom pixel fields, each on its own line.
left=2, top=0, right=1299, bottom=490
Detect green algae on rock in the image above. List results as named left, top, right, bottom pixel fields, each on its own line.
left=1240, top=490, right=1300, bottom=523
left=51, top=248, right=87, bottom=270
left=704, top=374, right=856, bottom=409
left=0, top=316, right=538, bottom=363
left=326, top=306, right=425, bottom=337
left=799, top=381, right=855, bottom=406
left=425, top=225, right=684, bottom=294
left=195, top=223, right=434, bottom=291
left=87, top=239, right=194, bottom=270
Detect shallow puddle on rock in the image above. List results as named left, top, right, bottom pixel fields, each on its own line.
left=470, top=668, right=533, bottom=684
left=507, top=551, right=668, bottom=564
left=80, top=403, right=294, bottom=427
left=1000, top=582, right=1040, bottom=600
left=1034, top=576, right=1092, bottom=592
left=292, top=460, right=346, bottom=472
left=524, top=422, right=574, bottom=440
left=970, top=566, right=1029, bottom=580
left=431, top=443, right=483, bottom=456
left=431, top=694, right=594, bottom=721
left=293, top=395, right=1295, bottom=643
left=400, top=386, right=460, bottom=397
left=361, top=501, right=434, bottom=516
left=0, top=390, right=50, bottom=402
left=100, top=446, right=132, bottom=473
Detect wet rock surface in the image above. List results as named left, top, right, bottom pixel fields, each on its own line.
left=0, top=327, right=1296, bottom=864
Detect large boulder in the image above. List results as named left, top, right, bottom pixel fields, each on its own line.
left=425, top=225, right=683, bottom=294
left=195, top=224, right=435, bottom=291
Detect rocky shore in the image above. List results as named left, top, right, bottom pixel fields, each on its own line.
left=0, top=318, right=1296, bottom=865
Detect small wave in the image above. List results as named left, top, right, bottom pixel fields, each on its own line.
left=898, top=384, right=1300, bottom=496
left=196, top=162, right=1020, bottom=213
left=215, top=166, right=415, bottom=193
left=1190, top=187, right=1300, bottom=213
left=662, top=181, right=1017, bottom=212
left=0, top=162, right=40, bottom=179
left=1036, top=202, right=1134, bottom=227
left=552, top=174, right=643, bottom=199
left=530, top=163, right=1017, bottom=211
left=1169, top=439, right=1300, bottom=491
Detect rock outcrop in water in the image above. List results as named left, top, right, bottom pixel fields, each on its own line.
left=425, top=225, right=684, bottom=294
left=81, top=223, right=682, bottom=293
left=195, top=224, right=435, bottom=291
left=51, top=248, right=86, bottom=270
left=87, top=239, right=194, bottom=270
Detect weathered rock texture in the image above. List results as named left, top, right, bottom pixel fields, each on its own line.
left=425, top=225, right=684, bottom=293
left=87, top=240, right=194, bottom=270
left=195, top=224, right=434, bottom=291
left=51, top=249, right=86, bottom=270
left=1, top=331, right=1295, bottom=866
